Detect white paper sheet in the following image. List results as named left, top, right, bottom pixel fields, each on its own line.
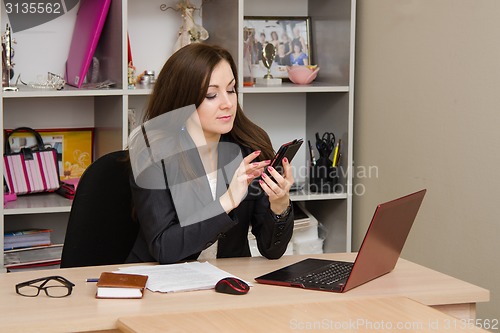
left=118, top=261, right=251, bottom=293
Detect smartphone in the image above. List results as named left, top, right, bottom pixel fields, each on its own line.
left=264, top=138, right=303, bottom=179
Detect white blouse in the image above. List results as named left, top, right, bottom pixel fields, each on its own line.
left=198, top=171, right=218, bottom=260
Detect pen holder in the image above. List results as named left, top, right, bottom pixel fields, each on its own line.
left=309, top=157, right=339, bottom=193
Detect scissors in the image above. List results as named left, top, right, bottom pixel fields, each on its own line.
left=315, top=132, right=335, bottom=158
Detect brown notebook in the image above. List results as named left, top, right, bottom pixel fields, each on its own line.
left=96, top=272, right=148, bottom=299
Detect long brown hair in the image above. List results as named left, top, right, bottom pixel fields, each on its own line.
left=143, top=43, right=274, bottom=161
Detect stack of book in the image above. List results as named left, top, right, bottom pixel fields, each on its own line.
left=4, top=229, right=52, bottom=250
left=4, top=244, right=63, bottom=272
left=3, top=229, right=62, bottom=272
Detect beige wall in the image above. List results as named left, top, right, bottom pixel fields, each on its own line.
left=354, top=0, right=500, bottom=321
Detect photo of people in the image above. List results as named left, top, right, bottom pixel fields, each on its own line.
left=243, top=17, right=311, bottom=79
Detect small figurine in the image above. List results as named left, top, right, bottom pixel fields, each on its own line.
left=161, top=0, right=209, bottom=52
left=127, top=61, right=136, bottom=89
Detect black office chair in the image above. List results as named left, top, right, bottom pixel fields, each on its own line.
left=60, top=150, right=139, bottom=268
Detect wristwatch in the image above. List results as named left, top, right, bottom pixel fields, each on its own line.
left=273, top=201, right=292, bottom=223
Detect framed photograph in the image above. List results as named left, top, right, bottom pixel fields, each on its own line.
left=5, top=128, right=94, bottom=180
left=243, top=16, right=312, bottom=80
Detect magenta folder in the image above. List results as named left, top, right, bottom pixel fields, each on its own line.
left=65, top=0, right=111, bottom=88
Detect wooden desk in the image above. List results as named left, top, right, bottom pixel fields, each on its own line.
left=0, top=253, right=489, bottom=333
left=117, top=297, right=489, bottom=333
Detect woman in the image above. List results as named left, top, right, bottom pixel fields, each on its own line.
left=292, top=27, right=307, bottom=54
left=275, top=43, right=291, bottom=66
left=281, top=32, right=292, bottom=57
left=126, top=43, right=295, bottom=264
left=290, top=41, right=309, bottom=66
left=270, top=31, right=280, bottom=50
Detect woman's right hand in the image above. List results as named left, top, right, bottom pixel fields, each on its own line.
left=220, top=151, right=270, bottom=213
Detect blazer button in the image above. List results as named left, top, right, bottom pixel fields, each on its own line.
left=274, top=240, right=281, bottom=246
left=276, top=232, right=283, bottom=237
left=218, top=233, right=226, bottom=239
left=205, top=242, right=213, bottom=248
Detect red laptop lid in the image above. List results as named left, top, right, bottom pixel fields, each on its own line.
left=343, top=189, right=427, bottom=291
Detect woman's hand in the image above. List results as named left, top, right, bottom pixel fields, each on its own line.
left=220, top=151, right=270, bottom=213
left=259, top=157, right=294, bottom=214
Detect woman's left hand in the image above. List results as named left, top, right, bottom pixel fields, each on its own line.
left=259, top=157, right=294, bottom=214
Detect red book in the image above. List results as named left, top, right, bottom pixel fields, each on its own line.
left=96, top=272, right=148, bottom=299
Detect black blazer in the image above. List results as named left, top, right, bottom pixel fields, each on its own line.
left=126, top=135, right=294, bottom=264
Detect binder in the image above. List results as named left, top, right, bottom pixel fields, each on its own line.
left=65, top=0, right=111, bottom=88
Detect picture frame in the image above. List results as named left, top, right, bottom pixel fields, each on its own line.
left=5, top=128, right=94, bottom=180
left=243, top=16, right=312, bottom=81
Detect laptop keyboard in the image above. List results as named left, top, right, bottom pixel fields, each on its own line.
left=292, top=262, right=354, bottom=286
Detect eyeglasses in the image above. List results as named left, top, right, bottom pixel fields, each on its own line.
left=15, top=275, right=75, bottom=298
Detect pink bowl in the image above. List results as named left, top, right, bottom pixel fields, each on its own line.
left=287, top=66, right=320, bottom=84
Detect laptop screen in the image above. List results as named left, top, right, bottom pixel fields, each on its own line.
left=344, top=189, right=426, bottom=291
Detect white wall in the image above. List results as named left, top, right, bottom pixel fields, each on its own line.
left=354, top=0, right=500, bottom=321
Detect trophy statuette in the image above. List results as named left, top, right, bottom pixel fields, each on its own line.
left=2, top=24, right=18, bottom=91
left=262, top=43, right=275, bottom=79
left=256, top=43, right=282, bottom=86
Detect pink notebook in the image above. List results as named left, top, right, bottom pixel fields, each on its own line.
left=65, top=0, right=111, bottom=88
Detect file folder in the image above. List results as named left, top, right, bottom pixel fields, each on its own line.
left=65, top=0, right=111, bottom=88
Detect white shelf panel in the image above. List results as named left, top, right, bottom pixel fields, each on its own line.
left=126, top=87, right=153, bottom=96
left=290, top=191, right=347, bottom=201
left=125, top=84, right=349, bottom=95
left=3, top=194, right=72, bottom=215
left=2, top=86, right=123, bottom=98
left=241, top=82, right=349, bottom=94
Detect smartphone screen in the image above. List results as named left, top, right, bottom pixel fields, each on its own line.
left=265, top=138, right=303, bottom=178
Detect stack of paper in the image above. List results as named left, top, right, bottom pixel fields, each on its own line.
left=118, top=262, right=250, bottom=293
left=4, top=244, right=63, bottom=268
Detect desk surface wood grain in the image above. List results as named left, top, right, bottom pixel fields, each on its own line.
left=117, top=297, right=489, bottom=333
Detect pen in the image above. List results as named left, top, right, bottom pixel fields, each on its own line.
left=308, top=140, right=316, bottom=166
left=86, top=278, right=99, bottom=282
left=332, top=140, right=341, bottom=167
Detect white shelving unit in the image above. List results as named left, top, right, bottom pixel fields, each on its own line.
left=0, top=0, right=355, bottom=269
left=235, top=0, right=356, bottom=254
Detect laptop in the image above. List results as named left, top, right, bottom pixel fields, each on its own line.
left=255, top=189, right=426, bottom=292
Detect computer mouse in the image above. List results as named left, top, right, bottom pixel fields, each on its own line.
left=215, top=277, right=250, bottom=295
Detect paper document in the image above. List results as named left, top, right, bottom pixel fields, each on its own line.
left=118, top=261, right=250, bottom=293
